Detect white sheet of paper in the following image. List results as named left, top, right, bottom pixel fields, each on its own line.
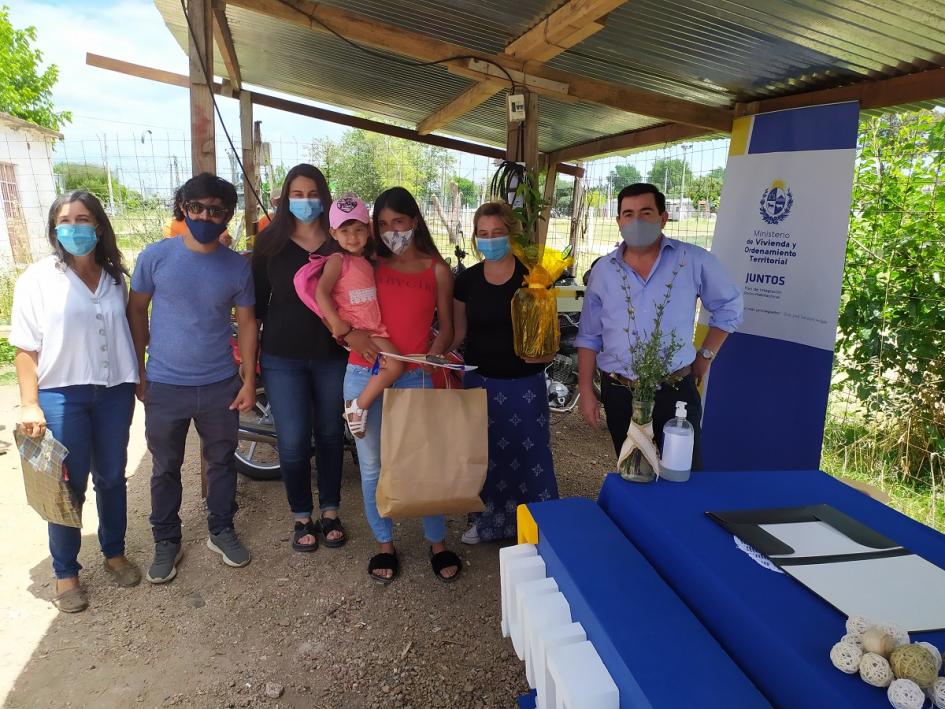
left=784, top=554, right=945, bottom=632
left=760, top=521, right=897, bottom=558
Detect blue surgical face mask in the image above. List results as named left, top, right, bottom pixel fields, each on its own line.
left=288, top=198, right=323, bottom=224
left=619, top=218, right=662, bottom=250
left=185, top=216, right=228, bottom=244
left=476, top=235, right=510, bottom=261
left=56, top=223, right=98, bottom=256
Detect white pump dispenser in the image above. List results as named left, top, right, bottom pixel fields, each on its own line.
left=661, top=401, right=694, bottom=482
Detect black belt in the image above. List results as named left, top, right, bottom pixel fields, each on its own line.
left=602, top=365, right=692, bottom=388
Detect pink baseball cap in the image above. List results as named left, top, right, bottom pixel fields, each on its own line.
left=329, top=193, right=370, bottom=229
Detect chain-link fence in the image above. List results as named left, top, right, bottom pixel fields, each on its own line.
left=1, top=113, right=942, bottom=530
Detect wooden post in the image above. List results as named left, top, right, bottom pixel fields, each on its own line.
left=569, top=161, right=586, bottom=259
left=188, top=0, right=216, bottom=175
left=538, top=160, right=559, bottom=248
left=239, top=91, right=257, bottom=239
left=505, top=90, right=539, bottom=170
left=523, top=92, right=539, bottom=171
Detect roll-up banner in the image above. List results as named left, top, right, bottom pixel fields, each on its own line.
left=699, top=101, right=860, bottom=471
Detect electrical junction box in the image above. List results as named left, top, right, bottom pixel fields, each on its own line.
left=507, top=93, right=526, bottom=122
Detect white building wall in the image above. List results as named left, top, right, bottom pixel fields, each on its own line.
left=0, top=123, right=59, bottom=267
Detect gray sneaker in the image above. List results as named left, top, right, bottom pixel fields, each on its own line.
left=207, top=528, right=250, bottom=568
left=147, top=541, right=183, bottom=584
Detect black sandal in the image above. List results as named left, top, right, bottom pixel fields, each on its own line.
left=429, top=547, right=463, bottom=584
left=292, top=519, right=320, bottom=552
left=368, top=552, right=399, bottom=585
left=320, top=514, right=347, bottom=548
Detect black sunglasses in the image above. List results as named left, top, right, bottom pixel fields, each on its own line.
left=184, top=200, right=229, bottom=219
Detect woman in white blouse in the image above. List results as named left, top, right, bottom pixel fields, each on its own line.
left=11, top=191, right=141, bottom=613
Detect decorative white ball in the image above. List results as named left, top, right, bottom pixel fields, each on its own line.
left=877, top=623, right=910, bottom=648
left=841, top=633, right=864, bottom=649
left=887, top=678, right=925, bottom=709
left=917, top=642, right=942, bottom=674
left=930, top=677, right=945, bottom=709
left=861, top=652, right=895, bottom=687
left=846, top=615, right=873, bottom=636
left=831, top=641, right=863, bottom=674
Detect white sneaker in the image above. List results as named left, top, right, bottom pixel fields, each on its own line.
left=461, top=524, right=480, bottom=545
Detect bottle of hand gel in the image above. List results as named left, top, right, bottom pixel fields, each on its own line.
left=661, top=401, right=694, bottom=482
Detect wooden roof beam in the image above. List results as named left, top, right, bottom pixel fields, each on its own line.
left=736, top=66, right=945, bottom=116
left=84, top=52, right=586, bottom=178
left=504, top=0, right=626, bottom=61
left=225, top=0, right=731, bottom=131
left=548, top=122, right=716, bottom=163
left=417, top=0, right=625, bottom=135
left=212, top=1, right=242, bottom=92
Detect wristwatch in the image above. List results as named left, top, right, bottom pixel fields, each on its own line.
left=698, top=347, right=716, bottom=361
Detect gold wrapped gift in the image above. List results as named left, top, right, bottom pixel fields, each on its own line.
left=510, top=245, right=574, bottom=360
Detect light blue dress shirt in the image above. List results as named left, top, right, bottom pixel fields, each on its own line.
left=576, top=237, right=743, bottom=378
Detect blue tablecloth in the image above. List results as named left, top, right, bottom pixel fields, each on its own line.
left=526, top=497, right=768, bottom=708
left=598, top=470, right=945, bottom=708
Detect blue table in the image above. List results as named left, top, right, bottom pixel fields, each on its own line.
left=598, top=470, right=945, bottom=707
left=524, top=497, right=769, bottom=708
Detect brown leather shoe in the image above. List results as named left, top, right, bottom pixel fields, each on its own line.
left=104, top=557, right=142, bottom=587
left=53, top=586, right=88, bottom=613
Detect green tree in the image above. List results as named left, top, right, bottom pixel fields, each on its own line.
left=54, top=162, right=143, bottom=208
left=836, top=110, right=945, bottom=477
left=0, top=6, right=71, bottom=131
left=647, top=158, right=692, bottom=195
left=552, top=176, right=574, bottom=216
left=453, top=176, right=479, bottom=208
left=309, top=129, right=455, bottom=203
left=687, top=173, right=723, bottom=210
left=607, top=163, right=643, bottom=192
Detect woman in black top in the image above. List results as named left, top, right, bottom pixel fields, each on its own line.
left=452, top=201, right=558, bottom=543
left=252, top=164, right=347, bottom=552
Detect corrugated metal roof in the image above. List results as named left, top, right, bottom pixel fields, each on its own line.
left=154, top=0, right=945, bottom=157
left=549, top=0, right=945, bottom=104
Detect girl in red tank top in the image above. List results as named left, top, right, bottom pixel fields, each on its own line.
left=342, top=187, right=462, bottom=585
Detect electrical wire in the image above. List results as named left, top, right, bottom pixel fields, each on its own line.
left=273, top=0, right=519, bottom=91
left=180, top=0, right=528, bottom=228
left=179, top=0, right=270, bottom=224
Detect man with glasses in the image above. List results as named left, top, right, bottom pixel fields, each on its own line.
left=128, top=173, right=257, bottom=583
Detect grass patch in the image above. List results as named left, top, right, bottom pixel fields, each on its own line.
left=0, top=364, right=16, bottom=386
left=822, top=407, right=945, bottom=532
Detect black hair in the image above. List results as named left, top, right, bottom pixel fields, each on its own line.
left=372, top=187, right=441, bottom=259
left=171, top=186, right=184, bottom=221
left=47, top=190, right=128, bottom=284
left=181, top=172, right=238, bottom=212
left=617, top=183, right=666, bottom=214
left=252, top=163, right=332, bottom=261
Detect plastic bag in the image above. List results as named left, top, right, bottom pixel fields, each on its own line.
left=509, top=245, right=574, bottom=359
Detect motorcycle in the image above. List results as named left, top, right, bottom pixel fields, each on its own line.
left=545, top=271, right=600, bottom=413
left=231, top=323, right=359, bottom=481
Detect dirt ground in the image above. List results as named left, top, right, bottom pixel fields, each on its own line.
left=0, top=387, right=613, bottom=709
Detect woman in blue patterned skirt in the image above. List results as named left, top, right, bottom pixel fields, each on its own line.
left=452, top=201, right=558, bottom=543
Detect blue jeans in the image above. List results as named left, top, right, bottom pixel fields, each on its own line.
left=261, top=353, right=347, bottom=518
left=343, top=364, right=446, bottom=544
left=38, top=383, right=136, bottom=579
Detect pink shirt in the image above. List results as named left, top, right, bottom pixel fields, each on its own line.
left=330, top=254, right=387, bottom=338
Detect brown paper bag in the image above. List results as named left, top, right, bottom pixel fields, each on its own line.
left=377, top=388, right=488, bottom=517
left=14, top=428, right=82, bottom=528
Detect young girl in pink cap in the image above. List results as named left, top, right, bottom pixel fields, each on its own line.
left=315, top=193, right=403, bottom=437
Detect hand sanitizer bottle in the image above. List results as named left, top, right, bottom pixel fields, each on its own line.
left=661, top=401, right=694, bottom=482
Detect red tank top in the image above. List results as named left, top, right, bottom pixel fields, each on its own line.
left=349, top=261, right=437, bottom=367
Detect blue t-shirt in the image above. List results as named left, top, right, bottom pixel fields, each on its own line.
left=131, top=237, right=254, bottom=386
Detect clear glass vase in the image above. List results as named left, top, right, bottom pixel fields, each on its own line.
left=619, top=396, right=657, bottom=483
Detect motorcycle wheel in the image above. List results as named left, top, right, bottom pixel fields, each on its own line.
left=236, top=388, right=282, bottom=481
